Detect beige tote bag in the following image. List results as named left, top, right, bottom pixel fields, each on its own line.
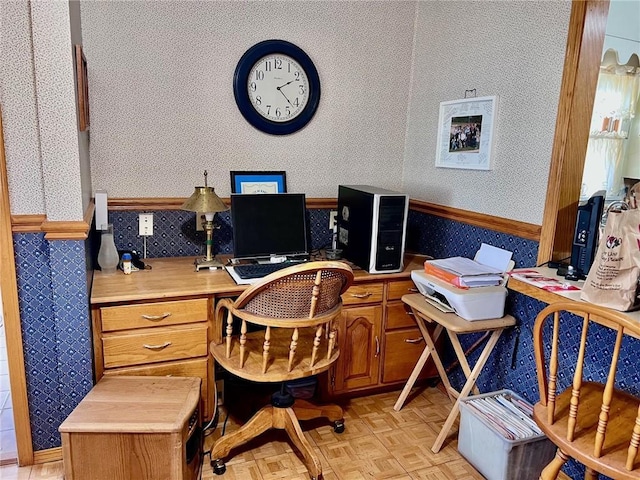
left=580, top=209, right=640, bottom=311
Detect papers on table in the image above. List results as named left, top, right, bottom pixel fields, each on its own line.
left=424, top=258, right=504, bottom=288
left=509, top=269, right=580, bottom=292
left=463, top=391, right=543, bottom=441
left=423, top=244, right=513, bottom=288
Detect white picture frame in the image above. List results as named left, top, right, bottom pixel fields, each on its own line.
left=435, top=96, right=498, bottom=170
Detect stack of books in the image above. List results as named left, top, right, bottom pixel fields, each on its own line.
left=424, top=257, right=505, bottom=289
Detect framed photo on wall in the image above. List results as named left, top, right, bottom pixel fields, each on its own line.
left=230, top=171, right=287, bottom=194
left=435, top=96, right=498, bottom=170
left=74, top=44, right=90, bottom=131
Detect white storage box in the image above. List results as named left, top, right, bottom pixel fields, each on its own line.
left=458, top=390, right=556, bottom=480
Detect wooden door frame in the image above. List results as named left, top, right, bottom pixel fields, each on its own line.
left=538, top=0, right=609, bottom=265
left=0, top=109, right=34, bottom=464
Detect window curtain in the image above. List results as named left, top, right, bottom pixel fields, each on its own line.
left=582, top=50, right=640, bottom=200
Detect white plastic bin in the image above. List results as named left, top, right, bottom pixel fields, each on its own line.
left=458, top=389, right=556, bottom=480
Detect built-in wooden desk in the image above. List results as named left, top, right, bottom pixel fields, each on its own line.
left=90, top=254, right=429, bottom=418
left=508, top=266, right=640, bottom=339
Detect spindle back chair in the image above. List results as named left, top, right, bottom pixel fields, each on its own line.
left=532, top=301, right=640, bottom=480
left=209, top=261, right=354, bottom=480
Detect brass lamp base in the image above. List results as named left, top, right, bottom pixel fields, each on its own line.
left=194, top=257, right=224, bottom=271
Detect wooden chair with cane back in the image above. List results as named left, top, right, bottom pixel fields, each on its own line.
left=532, top=301, right=640, bottom=480
left=209, top=261, right=354, bottom=480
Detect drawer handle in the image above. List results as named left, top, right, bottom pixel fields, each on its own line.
left=141, top=312, right=172, bottom=321
left=143, top=341, right=172, bottom=350
left=350, top=292, right=372, bottom=299
left=408, top=287, right=418, bottom=292
left=404, top=337, right=424, bottom=344
left=375, top=336, right=380, bottom=357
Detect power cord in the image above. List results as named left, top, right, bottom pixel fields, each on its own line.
left=536, top=255, right=570, bottom=269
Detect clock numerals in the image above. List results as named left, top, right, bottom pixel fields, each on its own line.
left=248, top=54, right=309, bottom=123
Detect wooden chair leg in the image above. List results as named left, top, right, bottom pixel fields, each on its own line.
left=211, top=405, right=275, bottom=460
left=275, top=407, right=322, bottom=480
left=584, top=467, right=599, bottom=480
left=540, top=448, right=569, bottom=480
left=293, top=398, right=343, bottom=422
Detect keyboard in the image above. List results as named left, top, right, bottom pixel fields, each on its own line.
left=232, top=262, right=294, bottom=279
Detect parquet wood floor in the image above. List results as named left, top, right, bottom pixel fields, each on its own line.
left=0, top=386, right=571, bottom=479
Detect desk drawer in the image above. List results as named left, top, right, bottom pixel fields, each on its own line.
left=342, top=283, right=384, bottom=306
left=382, top=327, right=436, bottom=384
left=101, top=299, right=208, bottom=332
left=103, top=324, right=208, bottom=368
left=386, top=302, right=416, bottom=330
left=387, top=280, right=418, bottom=301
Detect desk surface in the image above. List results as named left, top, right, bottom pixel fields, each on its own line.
left=91, top=254, right=428, bottom=304
left=508, top=266, right=640, bottom=335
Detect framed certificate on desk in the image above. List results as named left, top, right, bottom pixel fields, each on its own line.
left=230, top=171, right=287, bottom=194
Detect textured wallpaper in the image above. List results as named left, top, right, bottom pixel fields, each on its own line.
left=81, top=1, right=416, bottom=198
left=0, top=0, right=46, bottom=215
left=30, top=1, right=84, bottom=221
left=402, top=1, right=571, bottom=225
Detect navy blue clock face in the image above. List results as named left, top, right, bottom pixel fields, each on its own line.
left=233, top=40, right=321, bottom=135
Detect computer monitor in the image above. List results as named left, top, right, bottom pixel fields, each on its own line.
left=231, top=193, right=309, bottom=261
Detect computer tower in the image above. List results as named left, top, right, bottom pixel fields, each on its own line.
left=337, top=185, right=409, bottom=273
left=570, top=190, right=605, bottom=279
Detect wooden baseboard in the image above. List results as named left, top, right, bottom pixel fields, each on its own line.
left=33, top=447, right=62, bottom=464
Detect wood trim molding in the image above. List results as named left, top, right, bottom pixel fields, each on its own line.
left=10, top=214, right=45, bottom=233
left=1, top=109, right=35, bottom=464
left=107, top=197, right=338, bottom=211
left=537, top=0, right=608, bottom=264
left=11, top=203, right=94, bottom=240
left=410, top=199, right=541, bottom=241
left=41, top=220, right=90, bottom=240
left=100, top=197, right=539, bottom=241
left=108, top=197, right=192, bottom=211
left=32, top=447, right=62, bottom=464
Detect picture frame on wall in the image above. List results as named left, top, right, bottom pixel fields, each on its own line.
left=74, top=44, right=90, bottom=131
left=435, top=96, right=498, bottom=170
left=230, top=171, right=287, bottom=194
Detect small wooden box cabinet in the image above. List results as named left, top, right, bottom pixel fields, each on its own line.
left=59, top=376, right=202, bottom=480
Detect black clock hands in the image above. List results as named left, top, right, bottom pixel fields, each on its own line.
left=277, top=80, right=295, bottom=89
left=277, top=84, right=294, bottom=107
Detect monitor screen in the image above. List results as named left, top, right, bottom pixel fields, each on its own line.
left=231, top=193, right=309, bottom=260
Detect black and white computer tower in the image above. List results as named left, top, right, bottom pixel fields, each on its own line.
left=336, top=185, right=409, bottom=273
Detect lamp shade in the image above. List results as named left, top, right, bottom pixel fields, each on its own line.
left=181, top=186, right=228, bottom=214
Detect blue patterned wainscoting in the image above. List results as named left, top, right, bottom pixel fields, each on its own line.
left=13, top=234, right=93, bottom=450
left=104, top=209, right=334, bottom=262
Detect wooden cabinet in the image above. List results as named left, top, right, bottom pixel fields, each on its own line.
left=328, top=274, right=438, bottom=397
left=60, top=376, right=202, bottom=480
left=91, top=297, right=214, bottom=419
left=333, top=304, right=382, bottom=393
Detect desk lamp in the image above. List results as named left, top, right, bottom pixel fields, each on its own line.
left=181, top=170, right=229, bottom=271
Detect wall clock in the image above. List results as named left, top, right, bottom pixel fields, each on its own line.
left=233, top=39, right=321, bottom=135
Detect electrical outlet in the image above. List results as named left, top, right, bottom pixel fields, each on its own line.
left=139, top=213, right=153, bottom=236
left=328, top=210, right=338, bottom=229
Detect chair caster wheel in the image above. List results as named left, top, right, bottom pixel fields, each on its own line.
left=211, top=458, right=226, bottom=475
left=333, top=420, right=345, bottom=433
